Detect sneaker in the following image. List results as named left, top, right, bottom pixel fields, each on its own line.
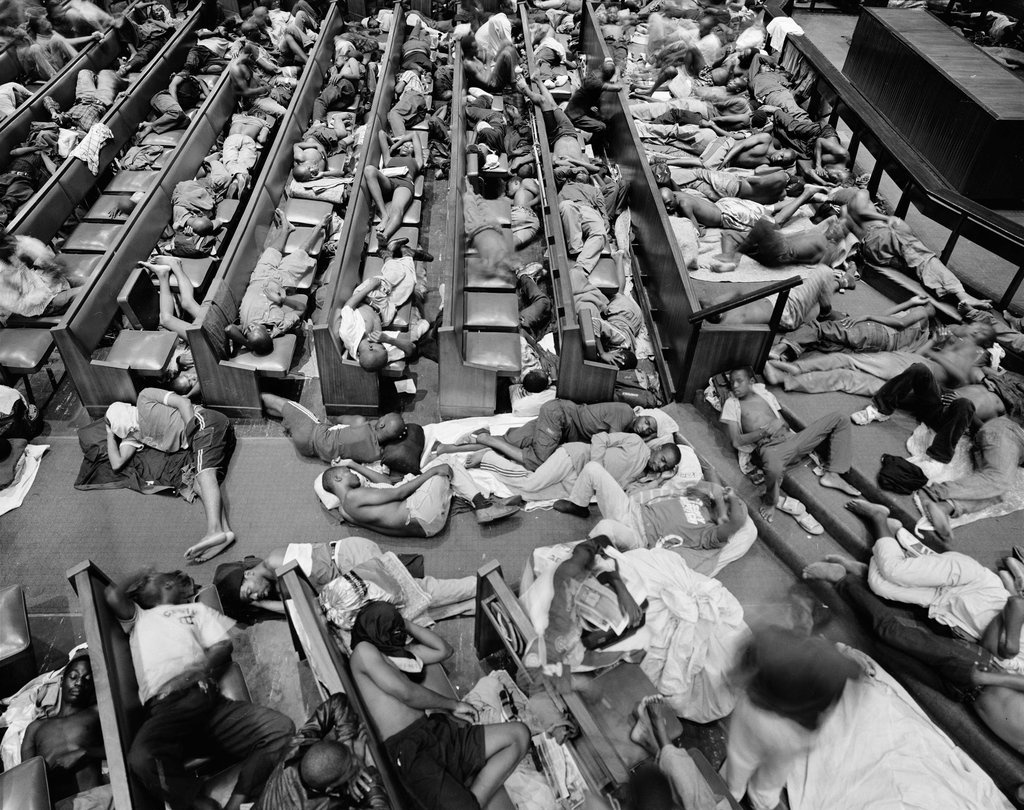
left=851, top=405, right=890, bottom=426
left=409, top=246, right=434, bottom=262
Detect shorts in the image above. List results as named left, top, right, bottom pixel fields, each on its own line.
left=543, top=108, right=577, bottom=146
left=404, top=473, right=451, bottom=537
left=389, top=174, right=415, bottom=194
left=511, top=204, right=539, bottom=244
left=392, top=88, right=425, bottom=122
left=384, top=714, right=487, bottom=810
left=252, top=247, right=315, bottom=287
left=187, top=408, right=234, bottom=479
left=462, top=191, right=503, bottom=241
left=151, top=90, right=184, bottom=118
left=278, top=400, right=379, bottom=463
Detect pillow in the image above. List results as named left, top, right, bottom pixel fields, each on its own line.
left=382, top=422, right=425, bottom=475
left=0, top=439, right=27, bottom=489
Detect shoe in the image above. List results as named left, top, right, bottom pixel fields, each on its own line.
left=553, top=499, right=590, bottom=518
left=517, top=262, right=544, bottom=278
left=490, top=494, right=524, bottom=509
left=387, top=236, right=410, bottom=254
left=409, top=246, right=434, bottom=262
left=475, top=503, right=520, bottom=524
left=851, top=405, right=890, bottom=426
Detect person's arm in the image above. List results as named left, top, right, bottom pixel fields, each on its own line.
left=352, top=466, right=451, bottom=505
left=337, top=460, right=394, bottom=485
left=404, top=619, right=454, bottom=664
left=342, top=276, right=383, bottom=309
left=720, top=133, right=762, bottom=167
left=687, top=481, right=726, bottom=522
left=250, top=599, right=286, bottom=614
left=713, top=489, right=748, bottom=542
left=157, top=638, right=233, bottom=694
left=725, top=419, right=771, bottom=449
left=353, top=644, right=474, bottom=720
left=8, top=145, right=46, bottom=157
left=104, top=576, right=140, bottom=621
left=105, top=427, right=138, bottom=472
left=378, top=129, right=391, bottom=157
left=161, top=391, right=195, bottom=429
left=603, top=560, right=642, bottom=627
left=20, top=720, right=40, bottom=761
left=168, top=73, right=183, bottom=107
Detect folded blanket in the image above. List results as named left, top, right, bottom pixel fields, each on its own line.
left=289, top=177, right=351, bottom=205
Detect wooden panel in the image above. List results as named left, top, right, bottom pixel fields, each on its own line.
left=843, top=9, right=1024, bottom=200
left=688, top=324, right=774, bottom=390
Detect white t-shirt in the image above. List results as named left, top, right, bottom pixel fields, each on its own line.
left=337, top=306, right=404, bottom=364
left=121, top=602, right=235, bottom=704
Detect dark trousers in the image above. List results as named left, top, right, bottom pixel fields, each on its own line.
left=872, top=363, right=975, bottom=463
left=837, top=576, right=989, bottom=701
left=128, top=684, right=294, bottom=810
left=518, top=275, right=551, bottom=335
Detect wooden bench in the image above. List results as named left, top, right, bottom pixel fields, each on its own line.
left=186, top=2, right=350, bottom=417
left=0, top=7, right=133, bottom=167
left=579, top=2, right=794, bottom=399
left=0, top=8, right=205, bottom=410
left=50, top=50, right=238, bottom=417
left=437, top=43, right=523, bottom=418
left=475, top=561, right=670, bottom=797
left=519, top=5, right=617, bottom=405
left=311, top=5, right=417, bottom=416
left=67, top=560, right=252, bottom=810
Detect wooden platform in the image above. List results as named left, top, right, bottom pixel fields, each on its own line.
left=843, top=9, right=1024, bottom=202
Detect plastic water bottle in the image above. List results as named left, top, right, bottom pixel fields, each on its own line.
left=990, top=344, right=1005, bottom=370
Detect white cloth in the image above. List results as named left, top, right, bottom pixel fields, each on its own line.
left=474, top=13, right=512, bottom=60
left=765, top=17, right=803, bottom=52
left=0, top=444, right=48, bottom=517
left=786, top=658, right=1013, bottom=810
left=337, top=306, right=404, bottom=363
left=0, top=385, right=25, bottom=416
left=121, top=603, right=234, bottom=704
left=70, top=123, right=113, bottom=174
left=719, top=385, right=782, bottom=473
left=104, top=402, right=139, bottom=439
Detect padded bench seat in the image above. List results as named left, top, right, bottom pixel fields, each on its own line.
left=142, top=128, right=187, bottom=148
left=285, top=225, right=325, bottom=257
left=464, top=292, right=518, bottom=330
left=0, top=584, right=35, bottom=695
left=0, top=757, right=49, bottom=810
left=367, top=226, right=419, bottom=255
left=151, top=256, right=214, bottom=289
left=99, top=330, right=178, bottom=374
left=63, top=222, right=124, bottom=252
left=464, top=257, right=515, bottom=291
left=60, top=253, right=104, bottom=286
left=220, top=334, right=296, bottom=377
left=0, top=329, right=56, bottom=374
left=84, top=194, right=134, bottom=222
left=282, top=198, right=334, bottom=226
left=589, top=257, right=619, bottom=294
left=106, top=170, right=159, bottom=194
left=464, top=331, right=520, bottom=374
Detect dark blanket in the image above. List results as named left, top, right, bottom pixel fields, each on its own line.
left=74, top=419, right=188, bottom=494
left=989, top=369, right=1024, bottom=425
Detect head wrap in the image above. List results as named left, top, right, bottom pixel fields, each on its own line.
left=351, top=602, right=425, bottom=681
left=104, top=402, right=139, bottom=439
left=314, top=470, right=342, bottom=510
left=213, top=557, right=262, bottom=622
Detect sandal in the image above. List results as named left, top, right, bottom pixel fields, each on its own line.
left=794, top=511, right=824, bottom=535
left=776, top=495, right=807, bottom=516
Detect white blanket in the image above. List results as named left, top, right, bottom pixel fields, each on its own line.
left=0, top=444, right=48, bottom=517
left=786, top=659, right=1013, bottom=810
left=908, top=424, right=1024, bottom=528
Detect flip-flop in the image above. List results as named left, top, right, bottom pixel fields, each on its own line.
left=776, top=495, right=807, bottom=516
left=793, top=511, right=824, bottom=535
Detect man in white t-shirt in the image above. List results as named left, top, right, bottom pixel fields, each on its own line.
left=106, top=570, right=294, bottom=810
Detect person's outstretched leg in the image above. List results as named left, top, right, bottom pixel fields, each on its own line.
left=926, top=398, right=975, bottom=463
left=184, top=469, right=233, bottom=563
left=146, top=261, right=191, bottom=339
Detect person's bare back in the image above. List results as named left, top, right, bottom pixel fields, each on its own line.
left=351, top=643, right=425, bottom=738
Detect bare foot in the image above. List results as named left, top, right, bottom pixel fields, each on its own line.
left=823, top=553, right=868, bottom=577
left=819, top=472, right=861, bottom=497
left=628, top=695, right=664, bottom=755
left=762, top=361, right=785, bottom=386
left=801, top=561, right=848, bottom=583
left=845, top=499, right=890, bottom=521
left=465, top=449, right=488, bottom=468
left=184, top=531, right=236, bottom=564
left=759, top=503, right=776, bottom=523
left=924, top=500, right=954, bottom=543
left=773, top=360, right=800, bottom=376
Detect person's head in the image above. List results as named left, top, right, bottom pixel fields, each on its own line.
left=351, top=601, right=408, bottom=652
left=571, top=534, right=612, bottom=566
left=300, top=740, right=360, bottom=798
left=397, top=140, right=414, bottom=157
left=823, top=219, right=849, bottom=244
left=240, top=22, right=261, bottom=43
left=26, top=13, right=53, bottom=35
left=189, top=215, right=216, bottom=236
left=251, top=5, right=269, bottom=21
left=243, top=324, right=274, bottom=356
left=698, top=14, right=716, bottom=36
left=768, top=148, right=796, bottom=168
left=660, top=187, right=677, bottom=214
left=728, top=367, right=754, bottom=398
left=648, top=443, right=681, bottom=474
left=356, top=338, right=389, bottom=370
left=574, top=168, right=590, bottom=184
left=599, top=57, right=615, bottom=81
left=321, top=467, right=359, bottom=502
left=170, top=368, right=198, bottom=395
left=785, top=178, right=805, bottom=197
left=629, top=415, right=657, bottom=439
left=61, top=654, right=95, bottom=708
left=125, top=570, right=197, bottom=608
left=213, top=557, right=271, bottom=620
left=517, top=162, right=536, bottom=179
left=293, top=164, right=317, bottom=182
left=958, top=321, right=996, bottom=347
left=725, top=76, right=748, bottom=95
left=603, top=347, right=637, bottom=370
left=749, top=108, right=770, bottom=130
left=374, top=412, right=407, bottom=444
left=507, top=177, right=522, bottom=196
left=522, top=369, right=550, bottom=393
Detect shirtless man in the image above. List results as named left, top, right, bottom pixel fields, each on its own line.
left=223, top=113, right=272, bottom=196
left=664, top=183, right=823, bottom=233
left=851, top=362, right=1005, bottom=463
left=721, top=368, right=859, bottom=522
left=365, top=131, right=425, bottom=245
left=843, top=189, right=990, bottom=310
left=20, top=655, right=104, bottom=802
left=662, top=166, right=790, bottom=205
left=349, top=603, right=529, bottom=809
left=292, top=118, right=351, bottom=181
left=721, top=131, right=796, bottom=170
left=715, top=215, right=850, bottom=272
left=508, top=176, right=541, bottom=248
left=230, top=44, right=288, bottom=118
left=319, top=459, right=520, bottom=533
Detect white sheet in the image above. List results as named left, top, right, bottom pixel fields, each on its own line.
left=786, top=659, right=1013, bottom=810
left=0, top=444, right=48, bottom=517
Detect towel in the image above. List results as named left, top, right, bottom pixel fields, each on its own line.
left=766, top=17, right=803, bottom=52
left=71, top=123, right=113, bottom=174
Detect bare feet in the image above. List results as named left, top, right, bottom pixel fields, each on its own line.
left=628, top=694, right=665, bottom=755
left=923, top=500, right=954, bottom=543
left=464, top=449, right=488, bottom=468
left=819, top=472, right=861, bottom=497
left=759, top=502, right=776, bottom=523
left=184, top=531, right=236, bottom=564
left=762, top=361, right=786, bottom=386
left=845, top=499, right=890, bottom=521
left=824, top=553, right=869, bottom=577
left=801, top=561, right=848, bottom=583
